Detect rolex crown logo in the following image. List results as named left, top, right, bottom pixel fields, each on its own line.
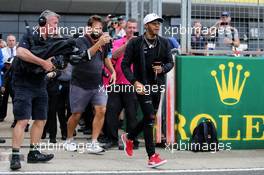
left=211, top=62, right=250, bottom=106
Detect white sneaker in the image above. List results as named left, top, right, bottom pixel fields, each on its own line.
left=64, top=141, right=77, bottom=152
left=87, top=142, right=104, bottom=154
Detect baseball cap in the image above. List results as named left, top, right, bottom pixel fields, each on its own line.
left=143, top=13, right=164, bottom=25
left=221, top=11, right=230, bottom=17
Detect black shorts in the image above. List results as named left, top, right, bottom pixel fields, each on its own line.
left=13, top=86, right=48, bottom=120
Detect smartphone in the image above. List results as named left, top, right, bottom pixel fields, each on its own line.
left=134, top=32, right=139, bottom=37
left=220, top=22, right=228, bottom=26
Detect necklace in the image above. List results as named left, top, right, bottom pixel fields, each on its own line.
left=144, top=35, right=157, bottom=49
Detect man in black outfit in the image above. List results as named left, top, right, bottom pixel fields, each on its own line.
left=121, top=13, right=174, bottom=168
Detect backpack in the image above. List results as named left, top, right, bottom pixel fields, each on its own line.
left=189, top=119, right=219, bottom=152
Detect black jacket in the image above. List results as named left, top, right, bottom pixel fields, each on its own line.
left=121, top=35, right=174, bottom=85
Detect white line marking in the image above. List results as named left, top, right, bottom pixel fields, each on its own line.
left=1, top=168, right=264, bottom=174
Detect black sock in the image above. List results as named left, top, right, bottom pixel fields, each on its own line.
left=29, top=144, right=38, bottom=153
left=12, top=148, right=20, bottom=159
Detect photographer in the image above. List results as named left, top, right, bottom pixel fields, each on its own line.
left=65, top=15, right=116, bottom=154
left=10, top=10, right=58, bottom=170
left=121, top=13, right=174, bottom=168
left=209, top=11, right=240, bottom=54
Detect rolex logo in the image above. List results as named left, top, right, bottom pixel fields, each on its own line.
left=211, top=62, right=250, bottom=106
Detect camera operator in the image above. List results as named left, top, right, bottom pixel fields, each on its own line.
left=65, top=15, right=116, bottom=154
left=10, top=10, right=58, bottom=170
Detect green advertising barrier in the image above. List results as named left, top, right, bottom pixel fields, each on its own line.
left=176, top=56, right=264, bottom=149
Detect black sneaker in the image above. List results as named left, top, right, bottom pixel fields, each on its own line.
left=61, top=135, right=67, bottom=140
left=27, top=150, right=54, bottom=163
left=10, top=155, right=21, bottom=170
left=102, top=141, right=118, bottom=150
left=83, top=129, right=92, bottom=135
left=49, top=138, right=57, bottom=143
left=98, top=135, right=109, bottom=143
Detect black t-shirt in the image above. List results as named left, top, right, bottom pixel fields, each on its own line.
left=71, top=35, right=109, bottom=90
left=12, top=32, right=47, bottom=88
left=143, top=38, right=159, bottom=84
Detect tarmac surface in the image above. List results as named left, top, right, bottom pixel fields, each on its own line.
left=0, top=101, right=264, bottom=175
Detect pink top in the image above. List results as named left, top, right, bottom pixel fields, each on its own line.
left=112, top=36, right=132, bottom=85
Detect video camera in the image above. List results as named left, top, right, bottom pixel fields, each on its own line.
left=18, top=21, right=90, bottom=75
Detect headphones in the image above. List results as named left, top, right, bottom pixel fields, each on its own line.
left=38, top=16, right=47, bottom=27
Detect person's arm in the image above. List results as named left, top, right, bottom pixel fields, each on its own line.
left=112, top=44, right=126, bottom=60
left=104, top=58, right=116, bottom=84
left=232, top=28, right=240, bottom=47
left=88, top=33, right=111, bottom=57
left=16, top=47, right=54, bottom=72
left=208, top=20, right=221, bottom=36
left=121, top=39, right=136, bottom=85
left=223, top=27, right=240, bottom=47
left=112, top=37, right=136, bottom=60
left=161, top=39, right=174, bottom=74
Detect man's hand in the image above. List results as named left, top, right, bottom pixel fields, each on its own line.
left=98, top=33, right=112, bottom=47
left=134, top=81, right=145, bottom=95
left=109, top=71, right=116, bottom=85
left=152, top=65, right=163, bottom=74
left=41, top=57, right=55, bottom=72
left=224, top=37, right=233, bottom=45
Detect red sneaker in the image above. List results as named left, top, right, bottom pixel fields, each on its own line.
left=147, top=153, right=167, bottom=168
left=121, top=133, right=133, bottom=157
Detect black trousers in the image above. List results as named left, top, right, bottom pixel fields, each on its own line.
left=83, top=103, right=94, bottom=130
left=44, top=81, right=70, bottom=139
left=45, top=92, right=59, bottom=139
left=128, top=91, right=161, bottom=158
left=57, top=81, right=71, bottom=136
left=105, top=88, right=138, bottom=142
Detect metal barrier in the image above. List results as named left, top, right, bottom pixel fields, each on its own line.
left=180, top=0, right=264, bottom=56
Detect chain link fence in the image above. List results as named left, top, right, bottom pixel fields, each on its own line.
left=184, top=0, right=264, bottom=56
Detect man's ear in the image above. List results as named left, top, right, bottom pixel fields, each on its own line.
left=144, top=24, right=148, bottom=31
